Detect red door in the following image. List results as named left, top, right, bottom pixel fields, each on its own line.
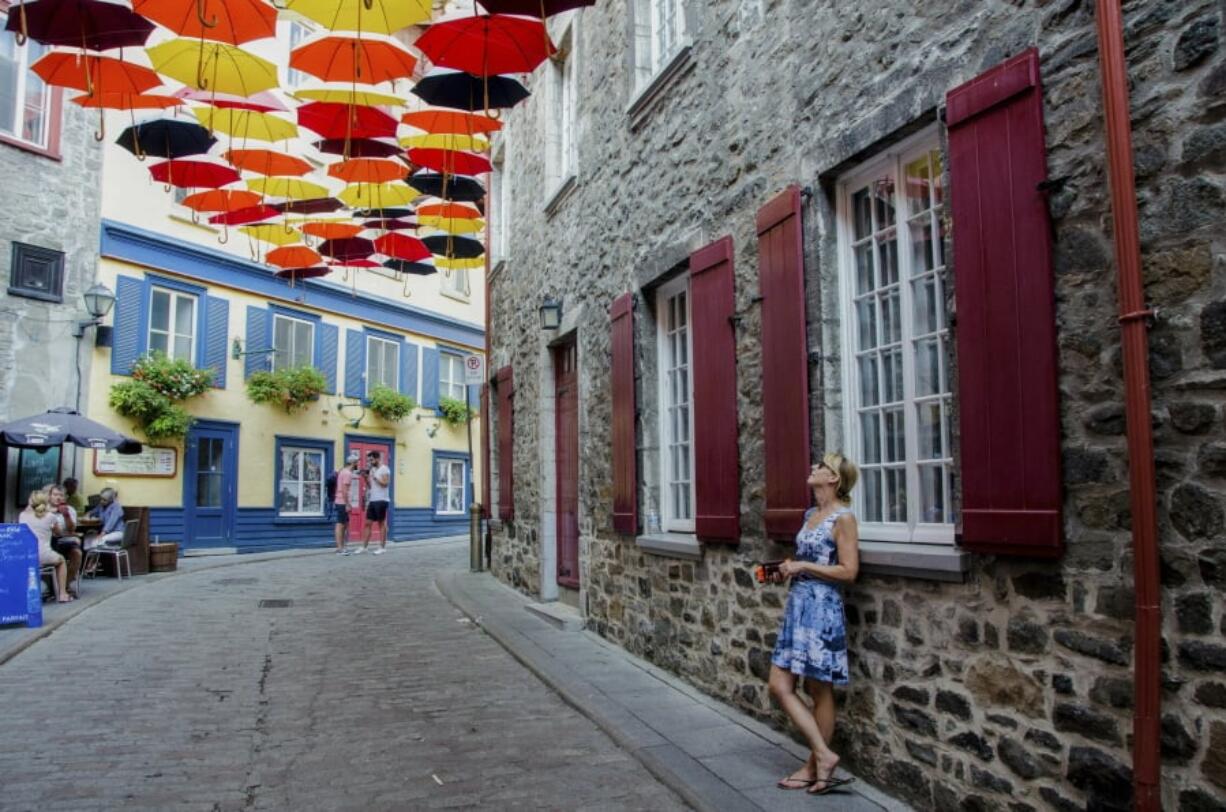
left=344, top=437, right=393, bottom=543
left=554, top=340, right=579, bottom=588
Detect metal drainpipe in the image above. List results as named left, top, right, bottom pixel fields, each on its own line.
left=1095, top=2, right=1161, bottom=808
left=482, top=188, right=493, bottom=526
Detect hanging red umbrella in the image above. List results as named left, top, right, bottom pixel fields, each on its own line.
left=373, top=233, right=429, bottom=262
left=407, top=148, right=492, bottom=176
left=132, top=0, right=277, bottom=45
left=290, top=34, right=417, bottom=84
left=318, top=237, right=375, bottom=261
left=298, top=102, right=398, bottom=140
left=208, top=205, right=281, bottom=225
left=414, top=13, right=554, bottom=76
left=476, top=0, right=594, bottom=14
left=313, top=137, right=401, bottom=158
left=4, top=0, right=154, bottom=50
left=32, top=52, right=161, bottom=95
left=328, top=258, right=380, bottom=269
left=149, top=160, right=242, bottom=189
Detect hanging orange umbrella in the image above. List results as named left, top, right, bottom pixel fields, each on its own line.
left=327, top=157, right=405, bottom=184
left=72, top=91, right=184, bottom=110
left=182, top=189, right=263, bottom=212
left=300, top=222, right=363, bottom=240
left=290, top=34, right=417, bottom=84
left=416, top=201, right=481, bottom=220
left=132, top=0, right=277, bottom=45
left=32, top=52, right=161, bottom=95
left=223, top=149, right=313, bottom=177
left=401, top=109, right=501, bottom=136
left=267, top=245, right=323, bottom=269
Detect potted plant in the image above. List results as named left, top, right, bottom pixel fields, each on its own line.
left=109, top=352, right=212, bottom=443
left=246, top=366, right=327, bottom=414
left=368, top=386, right=416, bottom=422
left=438, top=395, right=477, bottom=427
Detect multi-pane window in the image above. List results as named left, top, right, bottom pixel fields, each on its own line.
left=840, top=134, right=954, bottom=543
left=149, top=287, right=197, bottom=363
left=279, top=446, right=325, bottom=516
left=440, top=352, right=465, bottom=401
left=441, top=267, right=469, bottom=298
left=489, top=144, right=509, bottom=263
left=633, top=0, right=687, bottom=89
left=272, top=314, right=314, bottom=372
left=0, top=18, right=52, bottom=148
left=366, top=335, right=399, bottom=392
left=656, top=276, right=694, bottom=532
left=195, top=438, right=223, bottom=508
left=545, top=27, right=576, bottom=194
left=285, top=21, right=313, bottom=88
left=434, top=457, right=466, bottom=515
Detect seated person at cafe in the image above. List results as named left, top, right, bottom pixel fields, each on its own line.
left=20, top=490, right=72, bottom=603
left=47, top=484, right=82, bottom=594
left=62, top=477, right=86, bottom=514
left=84, top=487, right=125, bottom=548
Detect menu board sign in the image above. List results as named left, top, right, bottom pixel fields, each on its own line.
left=93, top=447, right=177, bottom=478
left=0, top=524, right=41, bottom=628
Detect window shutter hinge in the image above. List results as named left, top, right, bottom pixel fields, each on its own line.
left=800, top=186, right=814, bottom=200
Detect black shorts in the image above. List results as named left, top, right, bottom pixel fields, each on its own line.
left=333, top=505, right=350, bottom=525
left=51, top=537, right=81, bottom=555
left=366, top=501, right=389, bottom=522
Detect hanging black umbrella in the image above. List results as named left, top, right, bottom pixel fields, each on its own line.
left=408, top=171, right=485, bottom=202
left=364, top=218, right=417, bottom=231
left=272, top=197, right=345, bottom=215
left=117, top=119, right=215, bottom=159
left=312, top=138, right=401, bottom=158
left=0, top=407, right=141, bottom=453
left=4, top=0, right=155, bottom=51
left=423, top=235, right=485, bottom=259
left=383, top=259, right=437, bottom=276
left=477, top=0, right=595, bottom=14
left=411, top=68, right=530, bottom=112
left=353, top=207, right=414, bottom=219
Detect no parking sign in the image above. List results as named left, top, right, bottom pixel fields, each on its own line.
left=463, top=354, right=485, bottom=384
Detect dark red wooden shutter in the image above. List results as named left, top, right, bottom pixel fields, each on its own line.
left=496, top=365, right=515, bottom=521
left=610, top=293, right=637, bottom=535
left=946, top=47, right=1063, bottom=558
left=690, top=237, right=741, bottom=542
left=757, top=186, right=812, bottom=540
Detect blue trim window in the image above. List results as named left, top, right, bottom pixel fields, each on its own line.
left=148, top=286, right=198, bottom=363
left=275, top=437, right=332, bottom=519
left=272, top=313, right=315, bottom=372
left=433, top=451, right=469, bottom=516
left=367, top=333, right=399, bottom=391
left=439, top=351, right=465, bottom=401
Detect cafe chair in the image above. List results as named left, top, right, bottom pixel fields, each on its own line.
left=82, top=519, right=136, bottom=582
left=40, top=565, right=61, bottom=601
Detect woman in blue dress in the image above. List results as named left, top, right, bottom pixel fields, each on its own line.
left=768, top=452, right=861, bottom=795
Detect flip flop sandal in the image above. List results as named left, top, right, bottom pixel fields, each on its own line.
left=777, top=777, right=817, bottom=790
left=808, top=776, right=856, bottom=795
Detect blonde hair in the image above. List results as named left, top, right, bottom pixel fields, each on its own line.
left=27, top=489, right=49, bottom=518
left=823, top=452, right=860, bottom=505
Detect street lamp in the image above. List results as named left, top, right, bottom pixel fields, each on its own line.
left=539, top=298, right=563, bottom=330
left=72, top=282, right=116, bottom=340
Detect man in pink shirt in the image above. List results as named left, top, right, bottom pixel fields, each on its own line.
left=333, top=451, right=362, bottom=555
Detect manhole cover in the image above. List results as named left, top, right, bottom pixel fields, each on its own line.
left=259, top=599, right=293, bottom=608
left=214, top=578, right=259, bottom=586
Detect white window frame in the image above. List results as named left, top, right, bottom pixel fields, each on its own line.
left=271, top=314, right=315, bottom=372
left=655, top=275, right=696, bottom=533
left=439, top=352, right=465, bottom=402
left=148, top=287, right=197, bottom=364
left=279, top=446, right=326, bottom=517
left=631, top=0, right=689, bottom=93
left=836, top=126, right=954, bottom=546
left=0, top=16, right=52, bottom=149
left=434, top=457, right=467, bottom=515
left=285, top=20, right=314, bottom=88
left=545, top=22, right=577, bottom=202
left=366, top=335, right=399, bottom=392
left=440, top=267, right=469, bottom=300
left=489, top=140, right=509, bottom=266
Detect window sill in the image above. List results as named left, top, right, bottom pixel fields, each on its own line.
left=636, top=532, right=702, bottom=561
left=168, top=214, right=220, bottom=235
left=489, top=258, right=508, bottom=281
left=543, top=173, right=577, bottom=218
left=439, top=287, right=471, bottom=304
left=7, top=286, right=63, bottom=304
left=0, top=131, right=60, bottom=161
left=858, top=540, right=970, bottom=583
left=627, top=43, right=695, bottom=133
left=434, top=511, right=467, bottom=521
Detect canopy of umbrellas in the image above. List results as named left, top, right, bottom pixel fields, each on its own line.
left=6, top=0, right=592, bottom=288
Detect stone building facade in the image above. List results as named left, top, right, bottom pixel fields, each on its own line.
left=0, top=23, right=105, bottom=518
left=485, top=1, right=1226, bottom=810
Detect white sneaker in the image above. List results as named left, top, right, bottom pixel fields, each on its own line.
left=373, top=548, right=385, bottom=555
left=353, top=547, right=366, bottom=555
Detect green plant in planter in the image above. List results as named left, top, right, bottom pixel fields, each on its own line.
left=246, top=366, right=327, bottom=414
left=438, top=395, right=476, bottom=427
left=109, top=352, right=213, bottom=444
left=368, top=386, right=416, bottom=422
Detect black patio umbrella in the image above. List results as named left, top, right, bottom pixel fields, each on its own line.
left=116, top=119, right=216, bottom=159
left=383, top=259, right=437, bottom=276
left=477, top=0, right=595, bottom=13
left=312, top=138, right=401, bottom=158
left=353, top=207, right=414, bottom=219
left=0, top=407, right=141, bottom=453
left=408, top=171, right=485, bottom=203
left=423, top=235, right=485, bottom=259
left=272, top=197, right=344, bottom=215
left=411, top=68, right=530, bottom=112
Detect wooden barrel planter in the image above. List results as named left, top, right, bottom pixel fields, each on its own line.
left=149, top=542, right=179, bottom=572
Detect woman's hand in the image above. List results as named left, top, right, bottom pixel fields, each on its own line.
left=777, top=559, right=803, bottom=580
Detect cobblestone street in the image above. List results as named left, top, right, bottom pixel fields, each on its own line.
left=0, top=541, right=687, bottom=811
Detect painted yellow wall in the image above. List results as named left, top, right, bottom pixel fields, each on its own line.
left=82, top=257, right=484, bottom=512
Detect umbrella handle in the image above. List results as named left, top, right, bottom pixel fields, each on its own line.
left=14, top=0, right=28, bottom=46
left=196, top=0, right=218, bottom=29
left=218, top=222, right=230, bottom=244
left=93, top=109, right=106, bottom=142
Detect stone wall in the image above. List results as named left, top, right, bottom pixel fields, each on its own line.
left=488, top=1, right=1226, bottom=809
left=0, top=97, right=105, bottom=514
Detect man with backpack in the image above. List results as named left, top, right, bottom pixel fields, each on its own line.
left=331, top=451, right=363, bottom=555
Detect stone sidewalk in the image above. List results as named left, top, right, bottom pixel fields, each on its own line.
left=437, top=571, right=910, bottom=812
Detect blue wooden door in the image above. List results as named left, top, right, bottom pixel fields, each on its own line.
left=184, top=421, right=238, bottom=548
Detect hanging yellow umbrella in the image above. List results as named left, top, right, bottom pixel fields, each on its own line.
left=193, top=107, right=298, bottom=141
left=399, top=133, right=490, bottom=153
left=247, top=176, right=331, bottom=200
left=147, top=39, right=278, bottom=97
left=434, top=256, right=484, bottom=271
left=417, top=215, right=484, bottom=235
left=292, top=87, right=407, bottom=107
left=240, top=224, right=301, bottom=246
left=337, top=182, right=415, bottom=208
left=282, top=0, right=431, bottom=34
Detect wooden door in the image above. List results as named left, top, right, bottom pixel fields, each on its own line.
left=554, top=340, right=579, bottom=588
left=183, top=421, right=238, bottom=549
left=343, top=436, right=394, bottom=543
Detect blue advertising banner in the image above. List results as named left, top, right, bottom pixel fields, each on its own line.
left=0, top=524, right=42, bottom=628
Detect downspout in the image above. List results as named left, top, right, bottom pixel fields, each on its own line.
left=1094, top=3, right=1160, bottom=809
left=482, top=192, right=493, bottom=530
